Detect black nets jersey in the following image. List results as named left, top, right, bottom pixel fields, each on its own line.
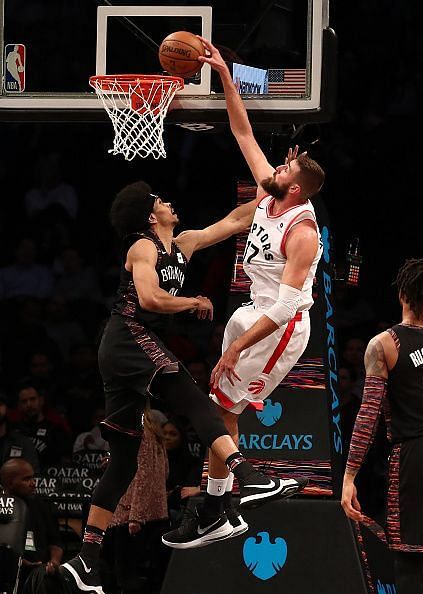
left=112, top=230, right=187, bottom=337
left=388, top=323, right=423, bottom=443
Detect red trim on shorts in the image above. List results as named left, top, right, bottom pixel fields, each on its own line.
left=247, top=401, right=264, bottom=411
left=262, top=312, right=302, bottom=374
left=211, top=386, right=236, bottom=410
left=211, top=386, right=264, bottom=412
left=280, top=211, right=316, bottom=257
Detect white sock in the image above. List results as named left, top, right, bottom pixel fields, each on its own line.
left=225, top=472, right=234, bottom=493
left=207, top=476, right=228, bottom=496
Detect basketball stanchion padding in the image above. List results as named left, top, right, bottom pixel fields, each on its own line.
left=89, top=74, right=184, bottom=160
left=161, top=499, right=368, bottom=594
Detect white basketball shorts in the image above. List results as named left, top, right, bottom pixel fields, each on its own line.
left=210, top=304, right=310, bottom=414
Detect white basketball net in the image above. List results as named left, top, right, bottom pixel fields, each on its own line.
left=89, top=75, right=184, bottom=161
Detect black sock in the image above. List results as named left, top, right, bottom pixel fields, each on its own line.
left=225, top=452, right=258, bottom=484
left=201, top=493, right=223, bottom=521
left=80, top=525, right=106, bottom=563
left=223, top=491, right=233, bottom=510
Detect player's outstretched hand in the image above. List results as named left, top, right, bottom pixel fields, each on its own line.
left=284, top=145, right=309, bottom=166
left=196, top=36, right=227, bottom=74
left=211, top=343, right=241, bottom=388
left=196, top=295, right=214, bottom=321
left=341, top=479, right=363, bottom=522
left=285, top=145, right=299, bottom=165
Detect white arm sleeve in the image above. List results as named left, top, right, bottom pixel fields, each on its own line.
left=264, top=284, right=302, bottom=327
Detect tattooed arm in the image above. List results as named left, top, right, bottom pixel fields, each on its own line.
left=341, top=333, right=391, bottom=521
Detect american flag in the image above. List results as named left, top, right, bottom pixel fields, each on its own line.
left=267, top=68, right=307, bottom=95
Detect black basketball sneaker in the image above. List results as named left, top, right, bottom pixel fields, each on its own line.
left=239, top=473, right=308, bottom=509
left=60, top=555, right=105, bottom=594
left=162, top=507, right=233, bottom=549
left=224, top=503, right=249, bottom=537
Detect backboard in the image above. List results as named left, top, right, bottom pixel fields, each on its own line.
left=0, top=1, right=336, bottom=126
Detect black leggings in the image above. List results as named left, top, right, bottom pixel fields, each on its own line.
left=92, top=368, right=229, bottom=512
left=394, top=551, right=423, bottom=594
left=153, top=368, right=229, bottom=447
left=92, top=430, right=140, bottom=512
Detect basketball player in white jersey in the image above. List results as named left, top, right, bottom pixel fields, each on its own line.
left=162, top=38, right=325, bottom=549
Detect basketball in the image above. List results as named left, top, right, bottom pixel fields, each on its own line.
left=159, top=31, right=205, bottom=78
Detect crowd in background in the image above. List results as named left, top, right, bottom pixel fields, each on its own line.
left=0, top=0, right=422, bottom=592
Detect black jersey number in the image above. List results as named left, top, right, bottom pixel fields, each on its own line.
left=244, top=240, right=259, bottom=264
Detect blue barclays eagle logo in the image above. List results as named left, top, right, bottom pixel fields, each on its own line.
left=243, top=531, right=287, bottom=581
left=376, top=580, right=397, bottom=594
left=321, top=225, right=331, bottom=264
left=256, top=399, right=283, bottom=427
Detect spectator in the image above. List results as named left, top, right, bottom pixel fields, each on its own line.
left=26, top=351, right=62, bottom=408
left=186, top=359, right=210, bottom=394
left=61, top=344, right=103, bottom=435
left=62, top=343, right=102, bottom=396
left=163, top=419, right=204, bottom=520
left=0, top=458, right=63, bottom=584
left=54, top=247, right=103, bottom=303
left=42, top=295, right=87, bottom=361
left=73, top=406, right=109, bottom=453
left=0, top=392, right=39, bottom=472
left=164, top=332, right=199, bottom=364
left=107, top=409, right=169, bottom=594
left=334, top=283, right=375, bottom=331
left=205, top=322, right=225, bottom=370
left=0, top=238, right=53, bottom=300
left=24, top=152, right=78, bottom=220
left=14, top=382, right=71, bottom=468
left=0, top=298, right=58, bottom=388
left=341, top=336, right=367, bottom=398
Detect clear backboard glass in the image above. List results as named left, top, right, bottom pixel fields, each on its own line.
left=0, top=0, right=336, bottom=124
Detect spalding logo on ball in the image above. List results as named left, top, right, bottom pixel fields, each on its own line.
left=159, top=31, right=205, bottom=78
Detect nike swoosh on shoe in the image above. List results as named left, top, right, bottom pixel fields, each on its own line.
left=197, top=518, right=221, bottom=535
left=79, top=556, right=92, bottom=574
left=243, top=480, right=276, bottom=489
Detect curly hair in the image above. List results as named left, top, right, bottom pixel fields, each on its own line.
left=395, top=258, right=423, bottom=318
left=110, top=181, right=156, bottom=238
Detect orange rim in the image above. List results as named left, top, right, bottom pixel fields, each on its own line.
left=89, top=74, right=184, bottom=93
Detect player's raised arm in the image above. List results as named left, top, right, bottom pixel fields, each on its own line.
left=175, top=197, right=260, bottom=258
left=129, top=239, right=212, bottom=318
left=197, top=37, right=274, bottom=192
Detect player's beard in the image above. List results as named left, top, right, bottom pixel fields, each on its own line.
left=260, top=177, right=290, bottom=201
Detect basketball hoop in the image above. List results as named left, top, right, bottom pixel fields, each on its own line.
left=89, top=74, right=184, bottom=160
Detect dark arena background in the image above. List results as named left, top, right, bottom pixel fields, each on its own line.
left=0, top=1, right=421, bottom=594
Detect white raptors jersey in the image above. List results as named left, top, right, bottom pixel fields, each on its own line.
left=243, top=195, right=322, bottom=311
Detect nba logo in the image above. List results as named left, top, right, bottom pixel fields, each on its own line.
left=4, top=44, right=26, bottom=92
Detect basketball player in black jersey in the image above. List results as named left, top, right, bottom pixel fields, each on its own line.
left=61, top=181, right=307, bottom=593
left=342, top=259, right=423, bottom=594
